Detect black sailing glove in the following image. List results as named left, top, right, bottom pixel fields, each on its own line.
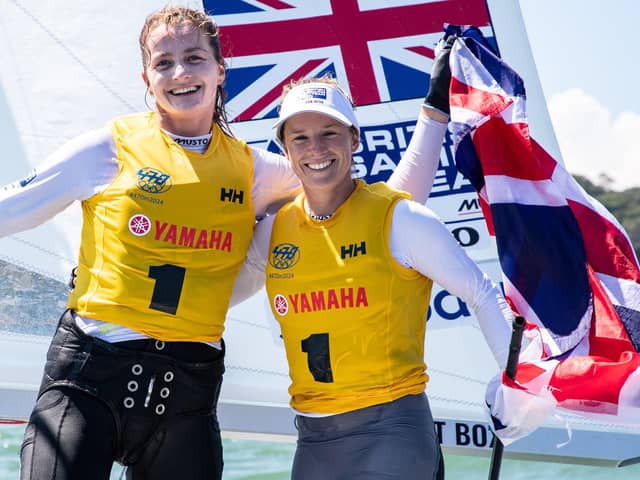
left=423, top=35, right=456, bottom=115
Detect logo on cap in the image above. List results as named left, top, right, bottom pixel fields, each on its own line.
left=298, top=87, right=327, bottom=104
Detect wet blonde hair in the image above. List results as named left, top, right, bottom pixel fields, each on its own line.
left=139, top=6, right=233, bottom=136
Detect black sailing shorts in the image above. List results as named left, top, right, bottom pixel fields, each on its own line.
left=20, top=309, right=225, bottom=480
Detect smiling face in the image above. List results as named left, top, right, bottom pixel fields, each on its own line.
left=141, top=22, right=225, bottom=136
left=282, top=111, right=359, bottom=202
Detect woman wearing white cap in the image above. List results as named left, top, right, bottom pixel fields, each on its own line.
left=233, top=43, right=514, bottom=480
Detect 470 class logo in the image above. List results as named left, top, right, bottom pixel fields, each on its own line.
left=137, top=167, right=172, bottom=194
left=270, top=243, right=300, bottom=270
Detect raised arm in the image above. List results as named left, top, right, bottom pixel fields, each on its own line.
left=387, top=35, right=454, bottom=204
left=0, top=128, right=118, bottom=237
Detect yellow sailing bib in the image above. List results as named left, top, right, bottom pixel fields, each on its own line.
left=68, top=112, right=254, bottom=341
left=266, top=180, right=432, bottom=413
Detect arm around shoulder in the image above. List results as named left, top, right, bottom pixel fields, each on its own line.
left=250, top=146, right=302, bottom=218
left=229, top=214, right=275, bottom=307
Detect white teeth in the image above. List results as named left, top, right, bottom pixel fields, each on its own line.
left=307, top=160, right=332, bottom=170
left=171, top=86, right=198, bottom=95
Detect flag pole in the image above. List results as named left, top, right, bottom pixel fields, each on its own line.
left=488, top=315, right=526, bottom=480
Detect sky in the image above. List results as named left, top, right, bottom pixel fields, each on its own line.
left=518, top=0, right=640, bottom=191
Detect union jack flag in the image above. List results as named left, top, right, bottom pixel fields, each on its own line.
left=447, top=26, right=640, bottom=444
left=203, top=0, right=491, bottom=122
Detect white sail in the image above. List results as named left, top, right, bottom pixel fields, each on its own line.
left=1, top=0, right=638, bottom=467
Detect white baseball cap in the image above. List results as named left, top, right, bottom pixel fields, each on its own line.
left=273, top=82, right=359, bottom=146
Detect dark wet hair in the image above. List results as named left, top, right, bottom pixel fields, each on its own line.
left=139, top=6, right=233, bottom=136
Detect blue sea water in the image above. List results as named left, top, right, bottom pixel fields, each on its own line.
left=2, top=424, right=639, bottom=479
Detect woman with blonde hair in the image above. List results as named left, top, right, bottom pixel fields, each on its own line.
left=234, top=67, right=513, bottom=479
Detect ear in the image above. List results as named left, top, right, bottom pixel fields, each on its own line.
left=217, top=63, right=226, bottom=86
left=351, top=129, right=360, bottom=152
left=141, top=71, right=153, bottom=95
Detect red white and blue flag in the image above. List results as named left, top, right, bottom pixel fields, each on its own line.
left=447, top=26, right=640, bottom=444
left=203, top=0, right=491, bottom=122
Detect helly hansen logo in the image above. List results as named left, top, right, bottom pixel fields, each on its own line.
left=340, top=241, right=366, bottom=259
left=220, top=188, right=244, bottom=204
